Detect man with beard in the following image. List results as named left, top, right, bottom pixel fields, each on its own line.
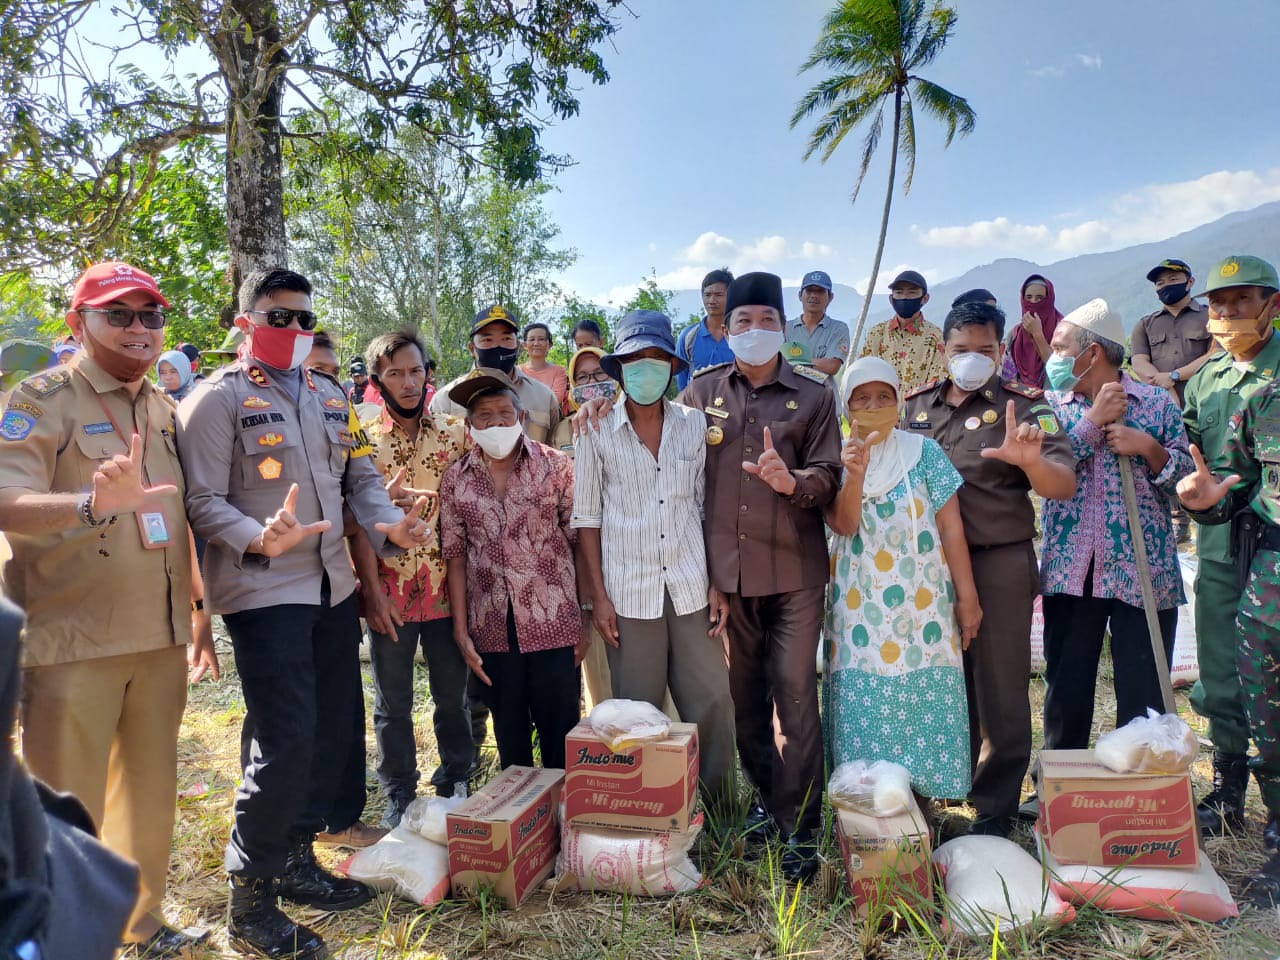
left=0, top=261, right=218, bottom=958
left=177, top=268, right=434, bottom=960
left=430, top=304, right=560, bottom=443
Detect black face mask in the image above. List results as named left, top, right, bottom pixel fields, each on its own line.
left=892, top=297, right=923, bottom=319
left=372, top=377, right=426, bottom=420
left=474, top=344, right=519, bottom=375
left=1156, top=282, right=1189, bottom=306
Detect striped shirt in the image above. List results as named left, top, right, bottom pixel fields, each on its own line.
left=571, top=399, right=709, bottom=619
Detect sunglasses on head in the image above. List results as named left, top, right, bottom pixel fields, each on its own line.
left=78, top=307, right=168, bottom=330
left=249, top=308, right=318, bottom=331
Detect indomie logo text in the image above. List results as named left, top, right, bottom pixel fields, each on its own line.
left=575, top=747, right=636, bottom=767
left=1107, top=838, right=1184, bottom=861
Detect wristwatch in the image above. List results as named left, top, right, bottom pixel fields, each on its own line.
left=1169, top=369, right=1181, bottom=383
left=191, top=599, right=205, bottom=613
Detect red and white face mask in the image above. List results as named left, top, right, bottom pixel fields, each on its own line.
left=248, top=325, right=314, bottom=370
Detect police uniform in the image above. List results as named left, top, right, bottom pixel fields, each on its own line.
left=678, top=359, right=841, bottom=838
left=176, top=358, right=404, bottom=880
left=0, top=355, right=191, bottom=939
left=903, top=373, right=1075, bottom=821
left=430, top=366, right=560, bottom=443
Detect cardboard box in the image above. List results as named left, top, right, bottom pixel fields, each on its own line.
left=447, top=766, right=563, bottom=907
left=1037, top=749, right=1197, bottom=869
left=563, top=721, right=699, bottom=833
left=835, top=802, right=933, bottom=920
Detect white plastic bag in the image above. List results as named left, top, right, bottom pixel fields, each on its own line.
left=556, top=814, right=702, bottom=896
left=588, top=698, right=671, bottom=751
left=828, top=760, right=913, bottom=817
left=1094, top=709, right=1198, bottom=775
left=932, top=836, right=1074, bottom=937
left=336, top=826, right=450, bottom=906
left=1037, top=832, right=1236, bottom=922
left=400, top=795, right=465, bottom=845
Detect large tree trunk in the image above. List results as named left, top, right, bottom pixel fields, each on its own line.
left=218, top=0, right=289, bottom=314
left=852, top=86, right=903, bottom=353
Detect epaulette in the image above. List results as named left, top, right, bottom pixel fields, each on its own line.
left=311, top=367, right=344, bottom=388
left=792, top=363, right=827, bottom=385
left=692, top=361, right=732, bottom=378
left=1004, top=380, right=1044, bottom=399
left=904, top=379, right=941, bottom=400
left=19, top=369, right=71, bottom=399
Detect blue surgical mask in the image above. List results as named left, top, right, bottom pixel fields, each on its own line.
left=1045, top=348, right=1092, bottom=392
left=620, top=358, right=671, bottom=406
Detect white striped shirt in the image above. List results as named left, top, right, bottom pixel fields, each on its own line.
left=571, top=399, right=709, bottom=619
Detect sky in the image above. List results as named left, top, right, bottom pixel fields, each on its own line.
left=536, top=0, right=1280, bottom=308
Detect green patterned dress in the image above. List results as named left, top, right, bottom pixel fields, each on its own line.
left=823, top=437, right=971, bottom=798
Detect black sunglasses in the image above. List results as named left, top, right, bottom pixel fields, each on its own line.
left=249, top=308, right=318, bottom=331
left=78, top=307, right=168, bottom=330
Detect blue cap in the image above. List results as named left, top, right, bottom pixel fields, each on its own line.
left=801, top=270, right=833, bottom=292
left=601, top=310, right=688, bottom=382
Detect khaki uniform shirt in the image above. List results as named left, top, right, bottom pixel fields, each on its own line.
left=859, top=316, right=947, bottom=393
left=1130, top=300, right=1212, bottom=403
left=678, top=360, right=841, bottom=597
left=429, top=367, right=560, bottom=443
left=176, top=360, right=404, bottom=615
left=0, top=356, right=192, bottom=667
left=903, top=374, right=1075, bottom=549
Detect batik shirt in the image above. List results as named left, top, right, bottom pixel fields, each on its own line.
left=860, top=315, right=946, bottom=393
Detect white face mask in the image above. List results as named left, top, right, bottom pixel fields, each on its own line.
left=470, top=423, right=523, bottom=459
left=727, top=328, right=784, bottom=366
left=948, top=352, right=997, bottom=392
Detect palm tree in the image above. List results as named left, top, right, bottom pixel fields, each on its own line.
left=791, top=0, right=976, bottom=349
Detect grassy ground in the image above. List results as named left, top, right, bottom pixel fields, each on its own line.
left=155, top=620, right=1280, bottom=960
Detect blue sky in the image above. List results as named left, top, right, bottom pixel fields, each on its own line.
left=539, top=0, right=1280, bottom=306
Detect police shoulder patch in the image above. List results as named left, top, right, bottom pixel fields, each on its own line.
left=0, top=410, right=35, bottom=441
left=904, top=379, right=941, bottom=400
left=692, top=362, right=732, bottom=379
left=792, top=363, right=827, bottom=385
left=19, top=369, right=71, bottom=399
left=1004, top=380, right=1044, bottom=399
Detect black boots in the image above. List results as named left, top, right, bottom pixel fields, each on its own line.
left=227, top=876, right=326, bottom=959
left=279, top=836, right=373, bottom=911
left=1195, top=752, right=1249, bottom=835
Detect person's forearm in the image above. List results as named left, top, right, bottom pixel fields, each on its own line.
left=938, top=503, right=978, bottom=603
left=1031, top=329, right=1051, bottom=361
left=347, top=527, right=381, bottom=589
left=575, top=528, right=609, bottom=603
left=1178, top=352, right=1212, bottom=380
left=812, top=356, right=843, bottom=376
left=446, top=556, right=469, bottom=639
left=823, top=476, right=864, bottom=536
left=1129, top=355, right=1157, bottom=383
left=0, top=490, right=89, bottom=536
left=1022, top=458, right=1077, bottom=500
left=1143, top=436, right=1171, bottom=475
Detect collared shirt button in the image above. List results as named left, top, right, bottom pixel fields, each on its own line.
left=749, top=392, right=758, bottom=400
left=745, top=447, right=752, bottom=454
left=739, top=533, right=747, bottom=540
left=740, top=504, right=748, bottom=512
left=748, top=417, right=756, bottom=423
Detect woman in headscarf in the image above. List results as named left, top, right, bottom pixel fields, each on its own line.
left=822, top=356, right=981, bottom=801
left=154, top=349, right=196, bottom=402
left=1002, top=274, right=1062, bottom=387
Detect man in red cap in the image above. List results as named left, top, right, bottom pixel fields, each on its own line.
left=0, top=261, right=219, bottom=957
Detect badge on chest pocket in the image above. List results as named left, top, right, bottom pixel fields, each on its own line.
left=136, top=508, right=171, bottom=549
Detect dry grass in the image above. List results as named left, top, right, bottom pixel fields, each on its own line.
left=154, top=622, right=1280, bottom=960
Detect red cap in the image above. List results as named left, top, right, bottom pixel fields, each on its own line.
left=70, top=262, right=170, bottom=310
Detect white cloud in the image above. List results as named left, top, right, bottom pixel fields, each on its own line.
left=911, top=166, right=1280, bottom=260
left=1076, top=52, right=1102, bottom=69
left=1030, top=65, right=1066, bottom=79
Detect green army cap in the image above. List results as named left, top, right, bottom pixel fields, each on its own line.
left=1191, top=254, right=1279, bottom=297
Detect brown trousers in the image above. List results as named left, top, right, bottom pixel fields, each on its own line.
left=726, top=586, right=825, bottom=836
left=21, top=645, right=188, bottom=941
left=964, top=541, right=1037, bottom=819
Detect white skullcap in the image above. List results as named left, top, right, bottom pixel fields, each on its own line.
left=840, top=355, right=900, bottom=418
left=1060, top=297, right=1125, bottom=348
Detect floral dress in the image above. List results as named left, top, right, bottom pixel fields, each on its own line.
left=823, top=438, right=971, bottom=798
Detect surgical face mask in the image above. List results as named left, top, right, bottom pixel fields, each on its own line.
left=568, top=380, right=618, bottom=411
left=1156, top=282, right=1190, bottom=306
left=849, top=406, right=899, bottom=443
left=474, top=344, right=519, bottom=375
left=1207, top=314, right=1269, bottom=358
left=1044, top=348, right=1092, bottom=392
left=948, top=352, right=996, bottom=392
left=620, top=358, right=671, bottom=406
left=727, top=327, right=784, bottom=366
left=470, top=422, right=523, bottom=459
left=891, top=297, right=923, bottom=319
left=249, top=325, right=314, bottom=371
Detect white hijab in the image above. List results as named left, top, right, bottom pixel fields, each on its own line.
left=840, top=357, right=924, bottom=500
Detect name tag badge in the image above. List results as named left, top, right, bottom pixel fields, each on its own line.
left=136, top=510, right=171, bottom=550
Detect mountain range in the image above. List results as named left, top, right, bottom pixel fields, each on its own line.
left=660, top=201, right=1280, bottom=346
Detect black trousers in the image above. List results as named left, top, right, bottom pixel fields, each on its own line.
left=476, top=605, right=578, bottom=770
left=223, top=590, right=365, bottom=877
left=1041, top=587, right=1177, bottom=751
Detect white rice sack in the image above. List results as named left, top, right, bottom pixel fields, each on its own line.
left=932, top=836, right=1074, bottom=937
left=828, top=760, right=913, bottom=817
left=400, top=795, right=466, bottom=845
left=335, top=826, right=450, bottom=906
left=556, top=815, right=702, bottom=896
left=1094, top=709, right=1198, bottom=775
left=1037, top=832, right=1237, bottom=922
left=588, top=698, right=671, bottom=751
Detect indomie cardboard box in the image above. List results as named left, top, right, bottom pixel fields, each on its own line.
left=1037, top=749, right=1197, bottom=869
left=447, top=765, right=563, bottom=907
left=835, top=800, right=933, bottom=921
left=564, top=721, right=699, bottom=833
